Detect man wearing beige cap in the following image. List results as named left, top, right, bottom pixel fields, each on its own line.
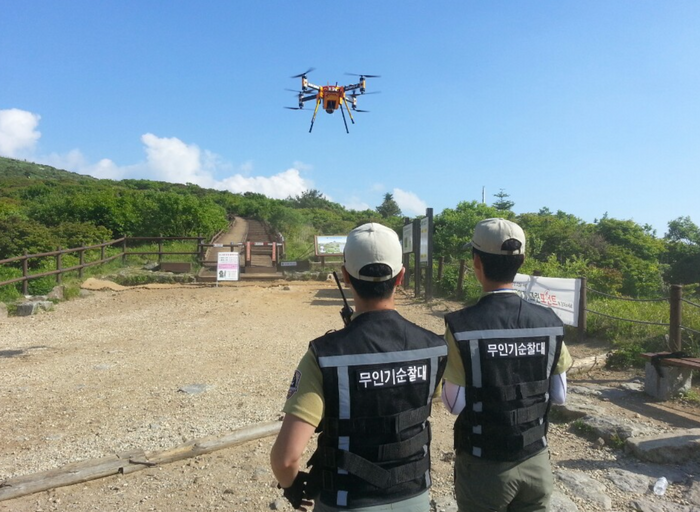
left=271, top=222, right=447, bottom=511
left=441, top=218, right=572, bottom=512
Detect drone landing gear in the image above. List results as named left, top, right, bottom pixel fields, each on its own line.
left=309, top=97, right=322, bottom=133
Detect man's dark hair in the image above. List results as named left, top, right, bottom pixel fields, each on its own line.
left=347, top=263, right=399, bottom=300
left=473, top=246, right=524, bottom=283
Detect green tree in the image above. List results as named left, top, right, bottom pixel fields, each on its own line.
left=376, top=193, right=402, bottom=219
left=433, top=201, right=501, bottom=260
left=493, top=189, right=515, bottom=211
left=663, top=216, right=700, bottom=286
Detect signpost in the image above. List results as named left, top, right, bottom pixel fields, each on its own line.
left=216, top=252, right=239, bottom=284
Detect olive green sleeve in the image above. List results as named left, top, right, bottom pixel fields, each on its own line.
left=442, top=329, right=467, bottom=387
left=282, top=348, right=324, bottom=427
left=554, top=341, right=573, bottom=375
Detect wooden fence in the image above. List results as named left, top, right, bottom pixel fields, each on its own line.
left=0, top=236, right=205, bottom=295
left=437, top=256, right=697, bottom=350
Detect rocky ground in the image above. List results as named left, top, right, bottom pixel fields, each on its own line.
left=1, top=278, right=699, bottom=511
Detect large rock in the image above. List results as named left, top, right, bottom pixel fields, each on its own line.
left=15, top=300, right=54, bottom=316
left=555, top=469, right=612, bottom=510
left=645, top=362, right=692, bottom=400
left=579, top=414, right=655, bottom=445
left=626, top=429, right=700, bottom=464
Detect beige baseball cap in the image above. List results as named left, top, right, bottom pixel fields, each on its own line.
left=466, top=218, right=526, bottom=255
left=344, top=223, right=403, bottom=282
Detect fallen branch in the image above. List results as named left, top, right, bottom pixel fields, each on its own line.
left=0, top=421, right=281, bottom=502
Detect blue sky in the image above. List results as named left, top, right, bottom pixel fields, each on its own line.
left=1, top=1, right=698, bottom=236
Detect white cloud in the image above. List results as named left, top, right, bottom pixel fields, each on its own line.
left=219, top=168, right=310, bottom=199
left=0, top=108, right=41, bottom=158
left=343, top=197, right=372, bottom=212
left=3, top=110, right=315, bottom=199
left=393, top=188, right=427, bottom=216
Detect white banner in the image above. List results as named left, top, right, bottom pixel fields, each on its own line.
left=217, top=252, right=239, bottom=282
left=513, top=274, right=581, bottom=327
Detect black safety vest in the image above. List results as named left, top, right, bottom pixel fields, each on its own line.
left=445, top=292, right=564, bottom=463
left=308, top=309, right=447, bottom=509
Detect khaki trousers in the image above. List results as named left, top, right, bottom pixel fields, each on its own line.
left=454, top=448, right=553, bottom=512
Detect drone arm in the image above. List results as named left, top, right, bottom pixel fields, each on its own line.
left=344, top=83, right=361, bottom=92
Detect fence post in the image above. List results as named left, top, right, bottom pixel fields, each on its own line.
left=79, top=248, right=85, bottom=278
left=413, top=218, right=421, bottom=298
left=56, top=247, right=62, bottom=284
left=158, top=236, right=163, bottom=263
left=122, top=238, right=127, bottom=264
left=457, top=259, right=466, bottom=296
left=402, top=217, right=411, bottom=289
left=669, top=284, right=682, bottom=352
left=22, top=252, right=29, bottom=295
left=197, top=236, right=204, bottom=261
left=425, top=208, right=434, bottom=302
left=577, top=277, right=587, bottom=341
left=100, top=241, right=106, bottom=262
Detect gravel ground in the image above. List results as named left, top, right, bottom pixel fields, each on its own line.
left=1, top=279, right=698, bottom=511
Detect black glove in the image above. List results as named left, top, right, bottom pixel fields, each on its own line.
left=278, top=471, right=309, bottom=509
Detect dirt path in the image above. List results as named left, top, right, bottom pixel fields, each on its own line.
left=0, top=281, right=698, bottom=511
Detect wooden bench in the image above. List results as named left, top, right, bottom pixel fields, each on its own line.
left=640, top=352, right=699, bottom=400
left=641, top=352, right=700, bottom=370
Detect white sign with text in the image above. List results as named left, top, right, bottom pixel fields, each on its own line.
left=513, top=274, right=580, bottom=327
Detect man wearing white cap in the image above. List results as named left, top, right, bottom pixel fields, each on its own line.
left=271, top=222, right=447, bottom=511
left=441, top=218, right=572, bottom=512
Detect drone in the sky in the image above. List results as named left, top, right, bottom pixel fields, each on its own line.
left=285, top=68, right=379, bottom=133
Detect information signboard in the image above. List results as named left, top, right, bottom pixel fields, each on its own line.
left=315, top=236, right=347, bottom=257
left=216, top=252, right=239, bottom=282
left=420, top=217, right=429, bottom=264
left=402, top=224, right=413, bottom=254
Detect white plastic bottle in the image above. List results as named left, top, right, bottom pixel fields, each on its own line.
left=653, top=477, right=668, bottom=496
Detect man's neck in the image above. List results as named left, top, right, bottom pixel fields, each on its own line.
left=352, top=296, right=395, bottom=314
left=480, top=281, right=514, bottom=293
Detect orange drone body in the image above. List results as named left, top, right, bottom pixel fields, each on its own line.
left=285, top=69, right=379, bottom=133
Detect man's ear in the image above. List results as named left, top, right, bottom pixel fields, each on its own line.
left=395, top=267, right=406, bottom=287
left=341, top=266, right=351, bottom=285
left=472, top=252, right=483, bottom=272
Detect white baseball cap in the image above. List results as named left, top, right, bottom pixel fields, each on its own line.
left=344, top=223, right=403, bottom=282
left=465, top=218, right=526, bottom=255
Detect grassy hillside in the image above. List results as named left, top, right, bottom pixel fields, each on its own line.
left=0, top=156, right=97, bottom=182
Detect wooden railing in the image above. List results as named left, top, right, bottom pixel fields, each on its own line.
left=0, top=236, right=205, bottom=295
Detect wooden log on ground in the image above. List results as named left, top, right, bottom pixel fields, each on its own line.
left=0, top=421, right=282, bottom=501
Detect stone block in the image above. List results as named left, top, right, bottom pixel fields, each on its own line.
left=644, top=362, right=692, bottom=400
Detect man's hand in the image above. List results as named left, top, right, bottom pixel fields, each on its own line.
left=278, top=471, right=314, bottom=511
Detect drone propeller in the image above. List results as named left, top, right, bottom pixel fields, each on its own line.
left=354, top=109, right=370, bottom=113
left=291, top=67, right=315, bottom=79
left=284, top=107, right=304, bottom=110
left=345, top=73, right=381, bottom=78
left=349, top=91, right=381, bottom=97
